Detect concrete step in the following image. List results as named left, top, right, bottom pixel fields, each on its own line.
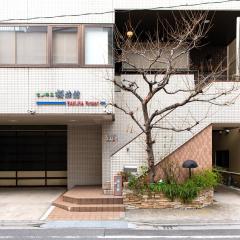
left=61, top=186, right=123, bottom=205
left=53, top=197, right=125, bottom=212
left=62, top=195, right=123, bottom=205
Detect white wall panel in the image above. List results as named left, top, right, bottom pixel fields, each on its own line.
left=0, top=68, right=113, bottom=114
left=0, top=0, right=114, bottom=23
left=68, top=125, right=102, bottom=189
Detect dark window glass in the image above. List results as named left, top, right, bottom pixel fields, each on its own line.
left=0, top=130, right=67, bottom=171
left=216, top=150, right=229, bottom=169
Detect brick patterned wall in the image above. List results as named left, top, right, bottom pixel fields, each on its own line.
left=68, top=125, right=102, bottom=189
left=154, top=125, right=212, bottom=183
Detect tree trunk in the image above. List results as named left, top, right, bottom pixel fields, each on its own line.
left=146, top=128, right=155, bottom=183
left=142, top=103, right=156, bottom=183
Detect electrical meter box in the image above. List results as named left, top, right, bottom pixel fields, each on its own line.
left=114, top=175, right=122, bottom=196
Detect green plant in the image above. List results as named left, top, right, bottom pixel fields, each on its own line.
left=129, top=170, right=220, bottom=203
left=128, top=174, right=138, bottom=189
left=161, top=182, right=179, bottom=201
left=191, top=169, right=221, bottom=189
left=178, top=180, right=199, bottom=203
left=139, top=165, right=148, bottom=176
left=128, top=173, right=149, bottom=194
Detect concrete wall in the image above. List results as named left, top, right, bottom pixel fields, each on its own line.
left=213, top=128, right=240, bottom=173
left=114, top=0, right=240, bottom=10
left=1, top=0, right=240, bottom=24
left=0, top=0, right=114, bottom=24
left=68, top=125, right=102, bottom=189
left=122, top=45, right=189, bottom=70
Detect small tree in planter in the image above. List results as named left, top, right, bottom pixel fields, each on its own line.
left=126, top=169, right=221, bottom=205
left=110, top=11, right=238, bottom=183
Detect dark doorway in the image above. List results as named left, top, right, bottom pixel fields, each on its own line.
left=215, top=150, right=230, bottom=169
left=0, top=125, right=67, bottom=186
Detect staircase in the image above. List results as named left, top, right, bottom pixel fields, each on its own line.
left=53, top=186, right=124, bottom=212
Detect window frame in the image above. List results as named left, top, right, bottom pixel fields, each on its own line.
left=0, top=24, right=49, bottom=67
left=50, top=25, right=80, bottom=67
left=0, top=24, right=113, bottom=68
left=82, top=24, right=113, bottom=68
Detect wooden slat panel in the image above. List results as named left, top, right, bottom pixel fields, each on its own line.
left=0, top=179, right=16, bottom=186
left=0, top=171, right=16, bottom=178
left=47, top=179, right=67, bottom=186
left=47, top=171, right=67, bottom=177
left=18, top=171, right=45, bottom=178
left=18, top=179, right=45, bottom=186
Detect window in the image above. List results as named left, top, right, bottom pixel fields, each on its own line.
left=0, top=26, right=48, bottom=64
left=52, top=27, right=78, bottom=64
left=0, top=24, right=113, bottom=67
left=16, top=26, right=48, bottom=64
left=85, top=27, right=113, bottom=65
left=0, top=27, right=15, bottom=64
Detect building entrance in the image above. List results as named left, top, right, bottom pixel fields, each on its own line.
left=0, top=125, right=67, bottom=186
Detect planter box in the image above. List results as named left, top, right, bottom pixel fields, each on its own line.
left=123, top=186, right=214, bottom=209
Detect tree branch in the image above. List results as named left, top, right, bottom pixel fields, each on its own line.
left=110, top=103, right=145, bottom=133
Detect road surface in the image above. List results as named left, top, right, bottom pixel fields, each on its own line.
left=0, top=227, right=240, bottom=239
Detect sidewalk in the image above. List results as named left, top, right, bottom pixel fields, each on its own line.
left=0, top=185, right=239, bottom=229
left=0, top=187, right=65, bottom=221
left=125, top=185, right=240, bottom=225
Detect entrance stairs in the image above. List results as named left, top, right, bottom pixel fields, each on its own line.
left=53, top=186, right=124, bottom=212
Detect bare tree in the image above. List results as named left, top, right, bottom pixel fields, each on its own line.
left=110, top=11, right=239, bottom=183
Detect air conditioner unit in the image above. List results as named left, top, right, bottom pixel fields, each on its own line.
left=123, top=165, right=138, bottom=174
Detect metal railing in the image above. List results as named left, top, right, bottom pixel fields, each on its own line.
left=217, top=169, right=240, bottom=187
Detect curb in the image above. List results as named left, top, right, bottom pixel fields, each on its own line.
left=41, top=220, right=129, bottom=229
left=128, top=221, right=240, bottom=230
left=0, top=220, right=46, bottom=228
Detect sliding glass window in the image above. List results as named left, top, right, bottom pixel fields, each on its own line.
left=52, top=27, right=78, bottom=64
left=0, top=26, right=48, bottom=65
left=0, top=27, right=15, bottom=64
left=0, top=25, right=113, bottom=67
left=16, top=26, right=48, bottom=64
left=84, top=26, right=113, bottom=65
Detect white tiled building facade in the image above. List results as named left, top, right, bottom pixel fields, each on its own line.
left=0, top=0, right=240, bottom=190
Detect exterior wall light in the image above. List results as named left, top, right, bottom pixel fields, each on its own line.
left=127, top=31, right=133, bottom=39
left=225, top=129, right=230, bottom=134
left=182, top=159, right=198, bottom=178
left=27, top=110, right=36, bottom=115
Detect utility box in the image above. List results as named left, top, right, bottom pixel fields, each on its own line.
left=123, top=165, right=137, bottom=174
left=114, top=175, right=122, bottom=196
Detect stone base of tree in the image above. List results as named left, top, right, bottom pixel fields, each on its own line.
left=123, top=186, right=214, bottom=209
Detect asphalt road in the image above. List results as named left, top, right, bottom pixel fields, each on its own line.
left=1, top=228, right=240, bottom=240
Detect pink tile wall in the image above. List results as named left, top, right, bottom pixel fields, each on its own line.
left=154, top=125, right=212, bottom=182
